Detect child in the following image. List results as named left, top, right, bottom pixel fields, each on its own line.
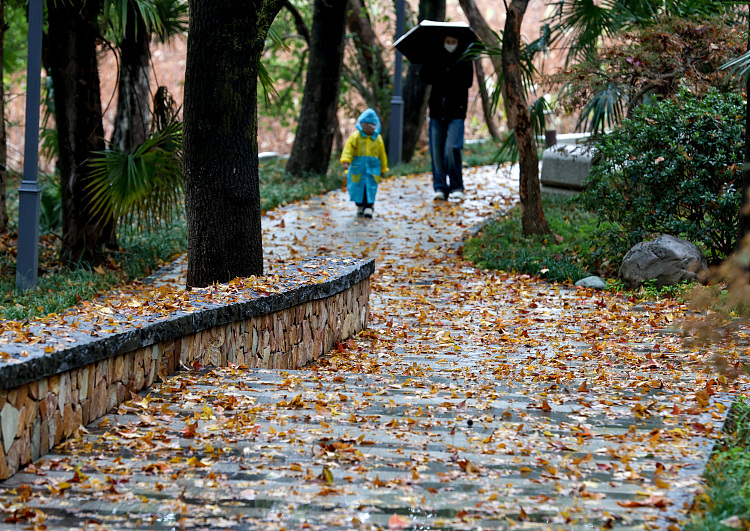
left=340, top=108, right=388, bottom=218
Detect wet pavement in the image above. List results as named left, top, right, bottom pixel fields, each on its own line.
left=0, top=164, right=746, bottom=530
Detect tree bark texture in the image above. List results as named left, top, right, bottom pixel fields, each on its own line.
left=502, top=0, right=549, bottom=235
left=184, top=0, right=284, bottom=287
left=286, top=0, right=347, bottom=176
left=111, top=2, right=151, bottom=150
left=46, top=0, right=115, bottom=262
left=474, top=58, right=501, bottom=140
left=401, top=0, right=445, bottom=163
left=0, top=0, right=8, bottom=232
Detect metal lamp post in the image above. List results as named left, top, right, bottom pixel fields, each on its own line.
left=388, top=0, right=405, bottom=166
left=16, top=0, right=43, bottom=291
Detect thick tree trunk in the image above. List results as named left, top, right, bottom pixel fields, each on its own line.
left=46, top=0, right=115, bottom=262
left=184, top=0, right=284, bottom=287
left=111, top=3, right=151, bottom=150
left=502, top=0, right=549, bottom=235
left=475, top=58, right=501, bottom=140
left=401, top=0, right=445, bottom=163
left=0, top=0, right=8, bottom=232
left=285, top=0, right=347, bottom=176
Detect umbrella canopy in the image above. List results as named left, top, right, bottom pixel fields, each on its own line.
left=394, top=20, right=477, bottom=64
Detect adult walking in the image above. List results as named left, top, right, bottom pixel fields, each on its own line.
left=419, top=35, right=474, bottom=201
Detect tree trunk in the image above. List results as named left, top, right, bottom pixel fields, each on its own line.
left=184, top=0, right=284, bottom=287
left=738, top=6, right=750, bottom=249
left=46, top=0, right=115, bottom=262
left=459, top=0, right=502, bottom=76
left=401, top=0, right=445, bottom=163
left=111, top=2, right=151, bottom=150
left=0, top=0, right=8, bottom=233
left=502, top=0, right=549, bottom=235
left=285, top=0, right=347, bottom=176
left=475, top=58, right=501, bottom=140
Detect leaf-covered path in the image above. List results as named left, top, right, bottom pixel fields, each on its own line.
left=1, top=166, right=746, bottom=530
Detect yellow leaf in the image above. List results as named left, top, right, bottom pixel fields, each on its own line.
left=315, top=404, right=332, bottom=416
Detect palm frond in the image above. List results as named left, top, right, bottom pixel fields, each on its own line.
left=530, top=97, right=553, bottom=139
left=259, top=63, right=280, bottom=106
left=476, top=28, right=540, bottom=112
left=577, top=83, right=626, bottom=134
left=150, top=0, right=188, bottom=43
left=88, top=121, right=184, bottom=230
left=722, top=48, right=750, bottom=85
left=546, top=0, right=620, bottom=65
left=496, top=131, right=519, bottom=164
left=102, top=0, right=165, bottom=41
left=267, top=26, right=290, bottom=53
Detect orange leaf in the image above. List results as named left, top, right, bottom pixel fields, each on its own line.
left=388, top=514, right=410, bottom=530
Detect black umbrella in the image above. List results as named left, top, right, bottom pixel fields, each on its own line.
left=394, top=20, right=478, bottom=64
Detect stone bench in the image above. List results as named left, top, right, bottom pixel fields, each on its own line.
left=0, top=256, right=374, bottom=478
left=541, top=144, right=596, bottom=190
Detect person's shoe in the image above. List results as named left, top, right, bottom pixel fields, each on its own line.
left=356, top=206, right=365, bottom=216
left=450, top=190, right=465, bottom=200
left=363, top=207, right=374, bottom=218
left=433, top=190, right=447, bottom=201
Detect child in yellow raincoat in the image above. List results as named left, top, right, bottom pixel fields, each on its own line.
left=340, top=108, right=388, bottom=218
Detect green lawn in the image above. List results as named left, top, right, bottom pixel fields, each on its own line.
left=463, top=193, right=605, bottom=284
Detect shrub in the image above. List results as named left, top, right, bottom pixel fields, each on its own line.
left=579, top=89, right=744, bottom=264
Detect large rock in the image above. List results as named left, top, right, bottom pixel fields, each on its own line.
left=620, top=235, right=708, bottom=289
left=541, top=144, right=595, bottom=190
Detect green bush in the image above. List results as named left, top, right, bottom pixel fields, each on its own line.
left=579, top=89, right=744, bottom=264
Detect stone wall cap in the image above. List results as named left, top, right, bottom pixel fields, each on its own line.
left=0, top=256, right=375, bottom=390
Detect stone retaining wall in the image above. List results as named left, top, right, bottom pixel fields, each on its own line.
left=0, top=257, right=374, bottom=479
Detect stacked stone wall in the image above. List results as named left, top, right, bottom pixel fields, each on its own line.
left=0, top=258, right=373, bottom=478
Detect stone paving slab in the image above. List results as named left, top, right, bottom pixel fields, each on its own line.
left=0, top=369, right=729, bottom=530
left=0, top=165, right=746, bottom=530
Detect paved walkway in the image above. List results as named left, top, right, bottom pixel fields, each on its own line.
left=0, top=165, right=745, bottom=530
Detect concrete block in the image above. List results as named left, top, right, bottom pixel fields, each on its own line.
left=541, top=144, right=595, bottom=190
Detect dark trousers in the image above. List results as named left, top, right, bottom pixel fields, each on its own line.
left=429, top=117, right=465, bottom=193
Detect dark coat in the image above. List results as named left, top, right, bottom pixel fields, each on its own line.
left=419, top=54, right=474, bottom=121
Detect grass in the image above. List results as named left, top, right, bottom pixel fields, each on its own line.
left=1, top=141, right=503, bottom=320
left=684, top=398, right=750, bottom=530
left=463, top=194, right=603, bottom=284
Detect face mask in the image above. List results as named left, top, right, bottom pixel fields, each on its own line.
left=444, top=43, right=458, bottom=53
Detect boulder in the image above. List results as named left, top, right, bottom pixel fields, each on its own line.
left=575, top=276, right=607, bottom=290
left=541, top=144, right=595, bottom=190
left=620, top=235, right=708, bottom=289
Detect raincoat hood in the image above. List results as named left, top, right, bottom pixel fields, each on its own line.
left=356, top=108, right=382, bottom=139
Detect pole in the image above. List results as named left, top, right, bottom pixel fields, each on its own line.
left=388, top=0, right=405, bottom=166
left=16, top=0, right=43, bottom=291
